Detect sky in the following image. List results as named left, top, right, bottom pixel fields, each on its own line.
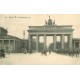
left=0, top=14, right=80, bottom=41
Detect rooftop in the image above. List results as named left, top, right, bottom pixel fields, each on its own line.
left=0, top=35, right=22, bottom=40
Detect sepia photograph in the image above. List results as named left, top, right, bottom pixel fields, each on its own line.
left=0, top=14, right=80, bottom=65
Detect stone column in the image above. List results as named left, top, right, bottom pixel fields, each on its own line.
left=68, top=35, right=69, bottom=49
left=9, top=40, right=10, bottom=53
left=17, top=40, right=20, bottom=52
left=79, top=42, right=80, bottom=50
left=44, top=34, right=46, bottom=50
left=14, top=40, right=15, bottom=53
left=69, top=34, right=73, bottom=49
left=0, top=40, right=1, bottom=49
left=61, top=34, right=65, bottom=49
left=2, top=40, right=4, bottom=49
left=73, top=41, right=75, bottom=49
left=36, top=34, right=39, bottom=52
left=28, top=34, right=32, bottom=52
left=53, top=34, right=57, bottom=50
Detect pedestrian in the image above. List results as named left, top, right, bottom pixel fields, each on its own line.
left=49, top=49, right=51, bottom=54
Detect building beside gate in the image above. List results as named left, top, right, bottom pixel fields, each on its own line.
left=28, top=16, right=74, bottom=52
left=0, top=27, right=24, bottom=53
left=73, top=38, right=80, bottom=50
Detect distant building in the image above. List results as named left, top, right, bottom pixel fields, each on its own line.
left=0, top=27, right=25, bottom=53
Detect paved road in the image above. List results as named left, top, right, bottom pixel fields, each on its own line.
left=0, top=52, right=80, bottom=65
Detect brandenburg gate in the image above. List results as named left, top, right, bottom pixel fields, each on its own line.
left=28, top=16, right=74, bottom=52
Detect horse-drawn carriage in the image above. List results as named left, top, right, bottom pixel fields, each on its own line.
left=0, top=49, right=5, bottom=58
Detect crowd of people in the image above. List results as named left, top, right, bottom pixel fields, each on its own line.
left=54, top=49, right=80, bottom=57
left=29, top=49, right=80, bottom=57
left=1, top=48, right=80, bottom=58
left=22, top=48, right=80, bottom=57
